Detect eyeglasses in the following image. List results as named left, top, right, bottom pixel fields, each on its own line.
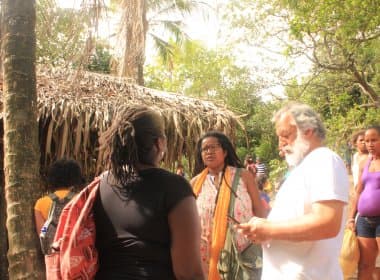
left=201, top=143, right=222, bottom=153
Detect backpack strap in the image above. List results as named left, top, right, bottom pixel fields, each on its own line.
left=227, top=168, right=242, bottom=217
left=48, top=190, right=76, bottom=202
left=46, top=191, right=76, bottom=222
left=65, top=191, right=76, bottom=201
left=48, top=192, right=59, bottom=202
left=45, top=194, right=58, bottom=229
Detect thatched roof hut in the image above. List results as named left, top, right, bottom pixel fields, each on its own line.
left=2, top=66, right=243, bottom=179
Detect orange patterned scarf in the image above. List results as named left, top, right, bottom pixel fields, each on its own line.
left=193, top=167, right=232, bottom=280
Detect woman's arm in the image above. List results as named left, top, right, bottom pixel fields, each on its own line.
left=241, top=169, right=267, bottom=218
left=168, top=196, right=205, bottom=280
left=347, top=161, right=366, bottom=230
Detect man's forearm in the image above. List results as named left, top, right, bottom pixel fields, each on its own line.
left=265, top=201, right=345, bottom=242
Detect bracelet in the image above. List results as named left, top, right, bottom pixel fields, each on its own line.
left=346, top=218, right=355, bottom=224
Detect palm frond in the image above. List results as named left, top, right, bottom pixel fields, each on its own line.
left=161, top=20, right=189, bottom=45
left=34, top=1, right=238, bottom=175
left=149, top=0, right=197, bottom=19
left=173, top=0, right=198, bottom=14
left=149, top=33, right=175, bottom=63
left=22, top=65, right=241, bottom=178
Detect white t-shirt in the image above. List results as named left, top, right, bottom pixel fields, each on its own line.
left=351, top=152, right=361, bottom=187
left=262, top=147, right=349, bottom=280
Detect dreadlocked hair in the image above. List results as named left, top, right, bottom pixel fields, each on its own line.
left=99, top=106, right=165, bottom=196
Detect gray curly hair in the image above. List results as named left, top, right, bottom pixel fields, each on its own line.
left=272, top=102, right=326, bottom=140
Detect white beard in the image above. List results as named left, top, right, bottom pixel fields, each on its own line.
left=284, top=132, right=310, bottom=167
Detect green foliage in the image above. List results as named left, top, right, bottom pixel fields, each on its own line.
left=254, top=141, right=273, bottom=162
left=226, top=0, right=380, bottom=106
left=36, top=1, right=114, bottom=73
left=36, top=0, right=89, bottom=66
left=35, top=0, right=379, bottom=179
left=226, top=0, right=380, bottom=159
left=268, top=158, right=288, bottom=187
left=285, top=66, right=380, bottom=150
left=86, top=43, right=112, bottom=73
left=283, top=0, right=380, bottom=40
left=280, top=0, right=380, bottom=105
left=145, top=40, right=262, bottom=115
left=146, top=0, right=201, bottom=64
left=145, top=40, right=279, bottom=167
left=243, top=102, right=279, bottom=163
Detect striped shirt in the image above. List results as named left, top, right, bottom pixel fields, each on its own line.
left=256, top=163, right=267, bottom=175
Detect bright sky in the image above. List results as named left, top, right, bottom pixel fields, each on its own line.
left=55, top=0, right=233, bottom=52
left=56, top=0, right=311, bottom=100
left=56, top=0, right=82, bottom=9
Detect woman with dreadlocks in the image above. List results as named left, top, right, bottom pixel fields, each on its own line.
left=190, top=131, right=266, bottom=280
left=93, top=106, right=204, bottom=279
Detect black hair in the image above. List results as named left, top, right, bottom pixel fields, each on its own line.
left=47, top=159, right=83, bottom=190
left=244, top=154, right=254, bottom=165
left=351, top=129, right=366, bottom=145
left=193, top=131, right=243, bottom=177
left=99, top=106, right=165, bottom=194
left=366, top=125, right=380, bottom=135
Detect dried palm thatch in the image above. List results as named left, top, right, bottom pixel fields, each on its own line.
left=3, top=66, right=244, bottom=179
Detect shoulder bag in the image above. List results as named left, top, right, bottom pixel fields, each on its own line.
left=218, top=168, right=262, bottom=280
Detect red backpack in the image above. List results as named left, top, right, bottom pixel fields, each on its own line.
left=45, top=177, right=100, bottom=279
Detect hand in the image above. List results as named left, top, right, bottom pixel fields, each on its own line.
left=346, top=219, right=355, bottom=231
left=236, top=217, right=271, bottom=244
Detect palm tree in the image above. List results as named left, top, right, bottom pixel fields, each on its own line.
left=116, top=0, right=200, bottom=85
left=1, top=0, right=44, bottom=278
left=36, top=0, right=201, bottom=84
left=118, top=0, right=147, bottom=85
left=0, top=8, right=7, bottom=279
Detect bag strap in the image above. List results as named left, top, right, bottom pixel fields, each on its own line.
left=46, top=191, right=76, bottom=223
left=227, top=168, right=242, bottom=217
left=48, top=190, right=76, bottom=202
left=51, top=177, right=101, bottom=250
left=65, top=191, right=76, bottom=201
left=48, top=192, right=59, bottom=201
left=46, top=195, right=58, bottom=226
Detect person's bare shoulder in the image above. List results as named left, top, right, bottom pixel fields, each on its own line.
left=189, top=174, right=200, bottom=187
left=358, top=154, right=369, bottom=170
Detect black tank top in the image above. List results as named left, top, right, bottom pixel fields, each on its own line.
left=94, top=168, right=194, bottom=279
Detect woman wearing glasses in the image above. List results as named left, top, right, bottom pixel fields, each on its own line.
left=190, top=131, right=266, bottom=279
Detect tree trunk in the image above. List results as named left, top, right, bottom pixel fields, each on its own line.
left=0, top=125, right=8, bottom=280
left=0, top=7, right=8, bottom=279
left=1, top=0, right=44, bottom=279
left=120, top=0, right=147, bottom=85
left=351, top=66, right=380, bottom=108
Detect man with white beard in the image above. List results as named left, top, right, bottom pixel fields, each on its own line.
left=237, top=102, right=349, bottom=280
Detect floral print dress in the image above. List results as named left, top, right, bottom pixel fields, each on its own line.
left=196, top=166, right=254, bottom=275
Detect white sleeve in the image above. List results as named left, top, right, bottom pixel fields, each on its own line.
left=305, top=149, right=349, bottom=203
